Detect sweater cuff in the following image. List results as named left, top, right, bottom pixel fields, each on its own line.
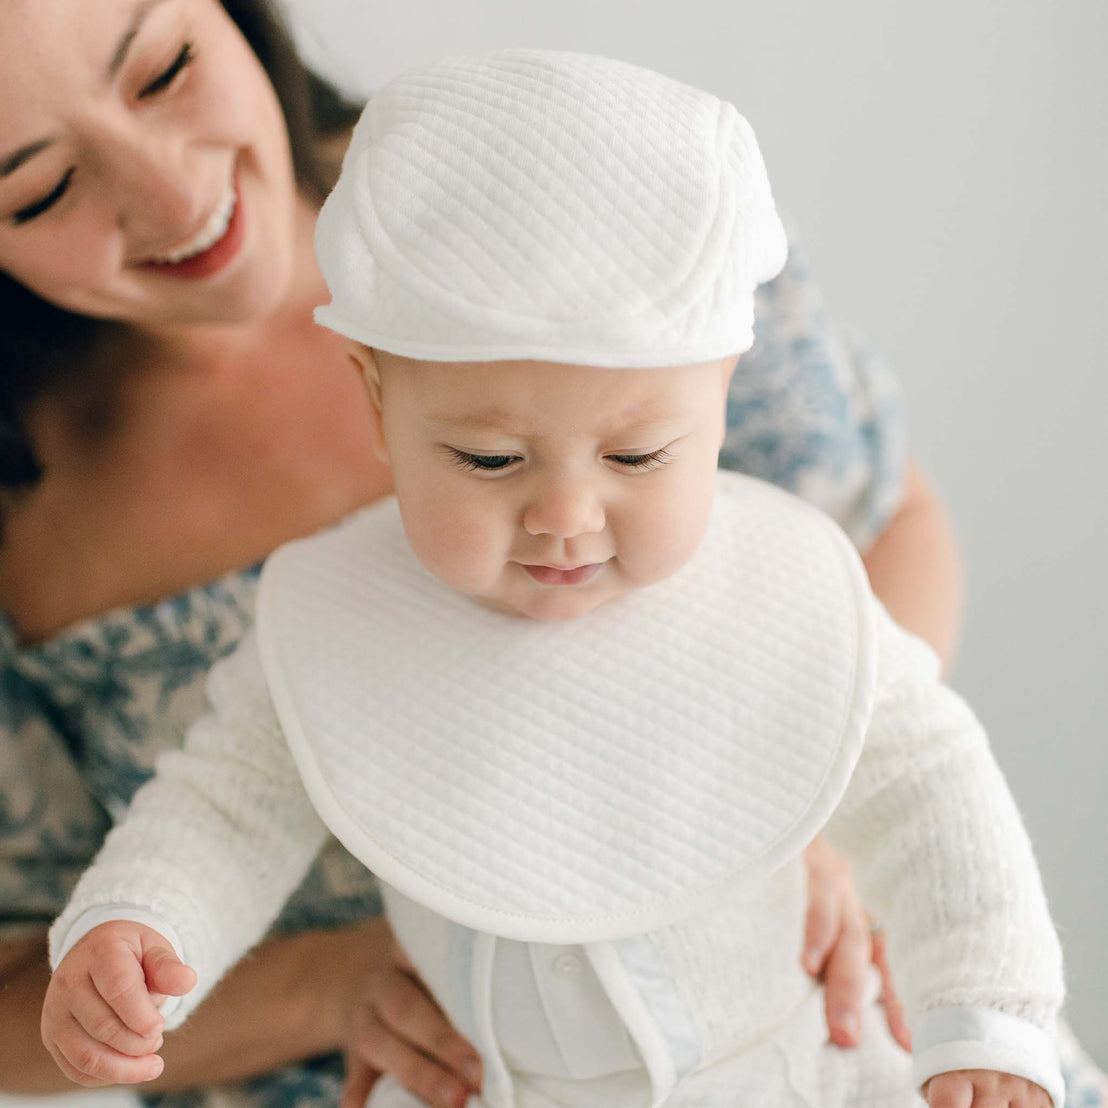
left=912, top=1007, right=1063, bottom=1108
left=50, top=905, right=190, bottom=1028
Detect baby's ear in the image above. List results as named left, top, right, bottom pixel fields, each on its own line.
left=343, top=342, right=389, bottom=462
left=344, top=342, right=382, bottom=403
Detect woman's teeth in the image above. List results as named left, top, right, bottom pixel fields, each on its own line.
left=153, top=185, right=237, bottom=264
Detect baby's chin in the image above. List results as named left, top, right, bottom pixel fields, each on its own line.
left=474, top=571, right=644, bottom=623
left=478, top=591, right=619, bottom=622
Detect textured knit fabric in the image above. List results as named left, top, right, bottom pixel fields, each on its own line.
left=314, top=51, right=788, bottom=365
left=50, top=474, right=1065, bottom=1105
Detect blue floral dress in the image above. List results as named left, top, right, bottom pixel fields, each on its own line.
left=1, top=239, right=1100, bottom=1107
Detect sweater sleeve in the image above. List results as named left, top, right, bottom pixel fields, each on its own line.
left=824, top=605, right=1065, bottom=1105
left=48, top=630, right=329, bottom=1028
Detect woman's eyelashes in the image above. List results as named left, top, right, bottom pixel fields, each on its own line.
left=13, top=168, right=76, bottom=225
left=138, top=42, right=196, bottom=100
left=10, top=42, right=197, bottom=226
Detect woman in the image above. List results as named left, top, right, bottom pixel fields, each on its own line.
left=2, top=2, right=1091, bottom=1108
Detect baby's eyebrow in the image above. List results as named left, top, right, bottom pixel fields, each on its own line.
left=427, top=409, right=682, bottom=442
left=427, top=410, right=522, bottom=435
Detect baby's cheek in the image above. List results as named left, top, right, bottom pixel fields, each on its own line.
left=621, top=489, right=713, bottom=585
left=407, top=501, right=504, bottom=590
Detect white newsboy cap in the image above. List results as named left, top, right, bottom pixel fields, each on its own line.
left=314, top=50, right=788, bottom=367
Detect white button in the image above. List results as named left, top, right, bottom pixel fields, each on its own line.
left=552, top=953, right=584, bottom=979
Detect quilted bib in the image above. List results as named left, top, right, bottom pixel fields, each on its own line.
left=255, top=473, right=876, bottom=942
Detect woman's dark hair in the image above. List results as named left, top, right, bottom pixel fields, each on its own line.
left=0, top=0, right=362, bottom=506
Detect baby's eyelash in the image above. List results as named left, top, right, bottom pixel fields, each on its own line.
left=139, top=42, right=196, bottom=99
left=608, top=447, right=674, bottom=470
left=445, top=448, right=520, bottom=472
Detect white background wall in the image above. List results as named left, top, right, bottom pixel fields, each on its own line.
left=282, top=0, right=1107, bottom=1065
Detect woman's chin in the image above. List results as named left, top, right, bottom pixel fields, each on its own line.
left=124, top=251, right=294, bottom=330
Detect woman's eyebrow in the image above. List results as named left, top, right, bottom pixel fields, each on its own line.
left=0, top=0, right=173, bottom=180
left=0, top=139, right=54, bottom=180
left=107, top=0, right=172, bottom=80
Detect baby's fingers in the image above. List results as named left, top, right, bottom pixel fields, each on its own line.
left=48, top=1013, right=164, bottom=1087
left=89, top=949, right=165, bottom=1038
left=71, top=984, right=164, bottom=1058
left=143, top=945, right=197, bottom=999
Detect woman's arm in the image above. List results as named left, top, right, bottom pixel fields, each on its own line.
left=861, top=459, right=963, bottom=674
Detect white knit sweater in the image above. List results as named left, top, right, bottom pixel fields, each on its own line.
left=50, top=476, right=1065, bottom=1106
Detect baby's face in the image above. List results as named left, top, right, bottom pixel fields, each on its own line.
left=354, top=346, right=734, bottom=621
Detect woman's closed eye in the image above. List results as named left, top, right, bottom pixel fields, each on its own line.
left=138, top=42, right=196, bottom=100
left=12, top=168, right=75, bottom=225
left=10, top=43, right=197, bottom=226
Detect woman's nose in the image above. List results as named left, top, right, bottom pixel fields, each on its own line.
left=522, top=480, right=606, bottom=538
left=100, top=128, right=204, bottom=247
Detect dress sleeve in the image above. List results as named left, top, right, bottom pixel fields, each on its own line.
left=825, top=606, right=1065, bottom=1104
left=48, top=630, right=329, bottom=1028
left=721, top=228, right=908, bottom=551
left=0, top=655, right=111, bottom=943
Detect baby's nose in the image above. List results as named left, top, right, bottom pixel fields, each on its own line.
left=522, top=482, right=605, bottom=538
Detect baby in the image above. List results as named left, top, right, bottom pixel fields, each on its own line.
left=42, top=51, right=1063, bottom=1108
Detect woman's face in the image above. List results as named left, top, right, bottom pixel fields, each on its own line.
left=0, top=0, right=301, bottom=327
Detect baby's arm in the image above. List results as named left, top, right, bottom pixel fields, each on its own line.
left=824, top=605, right=1065, bottom=1107
left=41, top=920, right=196, bottom=1086
left=42, top=631, right=329, bottom=1080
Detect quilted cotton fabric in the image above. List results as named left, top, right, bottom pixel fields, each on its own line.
left=313, top=50, right=788, bottom=365
left=256, top=473, right=876, bottom=942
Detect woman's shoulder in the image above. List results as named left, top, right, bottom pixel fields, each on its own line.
left=0, top=538, right=261, bottom=664
left=0, top=452, right=264, bottom=649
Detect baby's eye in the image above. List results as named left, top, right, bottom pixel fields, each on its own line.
left=447, top=449, right=520, bottom=472
left=607, top=448, right=674, bottom=470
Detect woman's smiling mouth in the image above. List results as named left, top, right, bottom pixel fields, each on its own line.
left=141, top=173, right=244, bottom=279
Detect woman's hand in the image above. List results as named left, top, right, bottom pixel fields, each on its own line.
left=801, top=838, right=911, bottom=1051
left=330, top=922, right=482, bottom=1108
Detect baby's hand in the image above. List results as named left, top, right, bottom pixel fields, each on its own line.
left=926, top=1069, right=1052, bottom=1108
left=41, top=921, right=196, bottom=1087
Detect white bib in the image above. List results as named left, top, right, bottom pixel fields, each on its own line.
left=255, top=473, right=876, bottom=943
